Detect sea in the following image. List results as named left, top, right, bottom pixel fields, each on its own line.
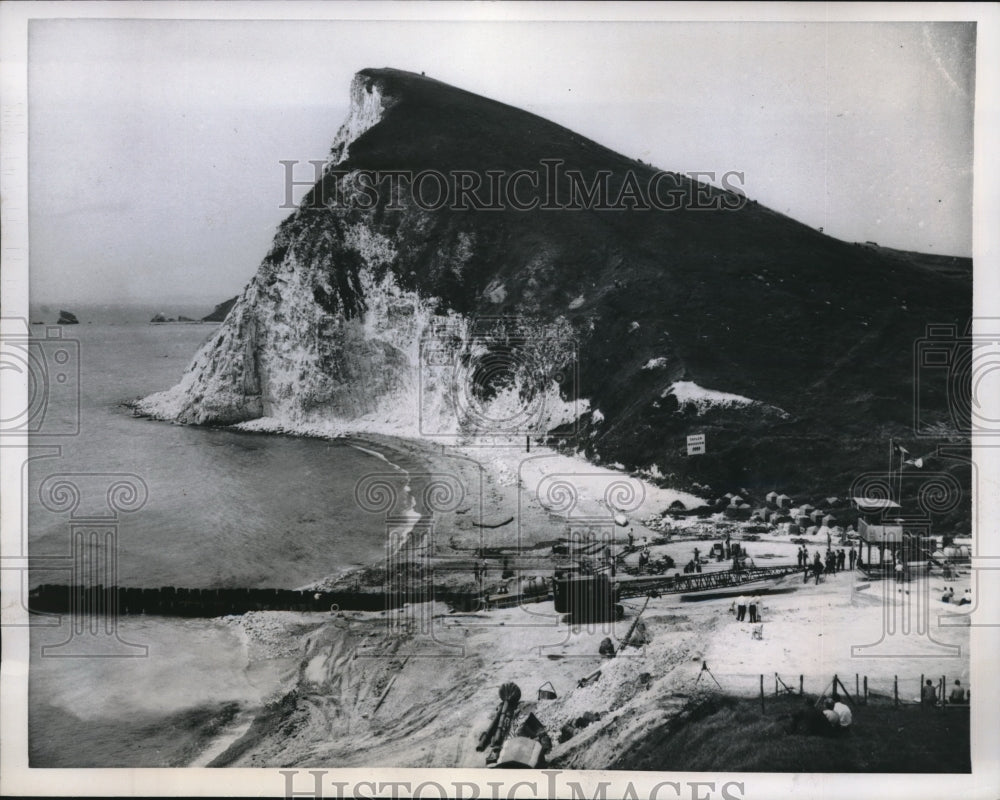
left=23, top=306, right=414, bottom=767
left=26, top=311, right=411, bottom=590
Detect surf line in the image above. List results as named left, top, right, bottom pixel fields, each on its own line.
left=345, top=438, right=427, bottom=564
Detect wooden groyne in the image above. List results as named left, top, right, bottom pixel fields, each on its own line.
left=28, top=565, right=804, bottom=619
left=28, top=584, right=400, bottom=618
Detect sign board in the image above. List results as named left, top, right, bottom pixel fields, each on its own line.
left=687, top=433, right=706, bottom=456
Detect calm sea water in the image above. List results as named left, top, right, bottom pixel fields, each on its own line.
left=25, top=320, right=419, bottom=767
left=27, top=322, right=408, bottom=590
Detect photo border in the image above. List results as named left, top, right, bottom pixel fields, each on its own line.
left=2, top=2, right=997, bottom=798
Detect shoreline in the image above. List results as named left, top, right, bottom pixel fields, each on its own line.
left=127, top=404, right=706, bottom=593
left=103, top=410, right=971, bottom=770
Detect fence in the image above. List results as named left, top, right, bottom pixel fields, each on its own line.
left=732, top=671, right=972, bottom=712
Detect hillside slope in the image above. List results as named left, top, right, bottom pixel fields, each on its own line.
left=140, top=68, right=971, bottom=515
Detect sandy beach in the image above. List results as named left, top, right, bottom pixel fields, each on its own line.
left=167, top=432, right=972, bottom=769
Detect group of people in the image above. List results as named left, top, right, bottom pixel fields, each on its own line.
left=940, top=586, right=973, bottom=605
left=821, top=698, right=853, bottom=733
left=797, top=545, right=854, bottom=571
left=800, top=546, right=855, bottom=584
left=922, top=678, right=970, bottom=706
left=734, top=594, right=761, bottom=623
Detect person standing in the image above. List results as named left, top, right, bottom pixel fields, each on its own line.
left=849, top=546, right=856, bottom=570
left=921, top=679, right=938, bottom=708
left=736, top=595, right=747, bottom=621
left=748, top=596, right=759, bottom=623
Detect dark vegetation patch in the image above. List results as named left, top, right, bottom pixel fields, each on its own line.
left=611, top=693, right=970, bottom=773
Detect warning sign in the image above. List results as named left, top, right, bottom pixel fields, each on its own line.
left=687, top=434, right=706, bottom=456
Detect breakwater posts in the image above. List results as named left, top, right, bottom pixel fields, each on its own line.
left=28, top=584, right=402, bottom=618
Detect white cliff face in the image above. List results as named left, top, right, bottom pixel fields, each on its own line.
left=327, top=74, right=390, bottom=167
left=137, top=227, right=426, bottom=428
left=137, top=71, right=584, bottom=442
left=138, top=232, right=581, bottom=440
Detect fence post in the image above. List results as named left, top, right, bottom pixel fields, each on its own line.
left=760, top=675, right=765, bottom=713
left=894, top=675, right=898, bottom=707
left=800, top=674, right=804, bottom=696
left=863, top=675, right=868, bottom=705
left=775, top=675, right=778, bottom=697
left=856, top=673, right=859, bottom=699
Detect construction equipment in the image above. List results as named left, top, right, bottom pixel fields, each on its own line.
left=476, top=705, right=502, bottom=752
left=485, top=682, right=522, bottom=765
left=616, top=563, right=801, bottom=599
left=494, top=712, right=551, bottom=768
left=488, top=563, right=801, bottom=613
left=695, top=659, right=722, bottom=689
left=537, top=681, right=557, bottom=700
left=553, top=573, right=621, bottom=622
left=616, top=594, right=652, bottom=655
left=495, top=736, right=543, bottom=769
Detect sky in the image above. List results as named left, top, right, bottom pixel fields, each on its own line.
left=27, top=17, right=976, bottom=308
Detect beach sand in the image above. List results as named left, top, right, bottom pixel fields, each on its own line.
left=28, top=430, right=971, bottom=768
left=182, top=434, right=971, bottom=769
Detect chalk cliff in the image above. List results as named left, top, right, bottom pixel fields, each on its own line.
left=139, top=68, right=971, bottom=506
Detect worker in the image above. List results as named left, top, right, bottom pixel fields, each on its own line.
left=948, top=680, right=966, bottom=704
left=736, top=595, right=747, bottom=622
left=822, top=700, right=841, bottom=730
left=832, top=699, right=852, bottom=732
